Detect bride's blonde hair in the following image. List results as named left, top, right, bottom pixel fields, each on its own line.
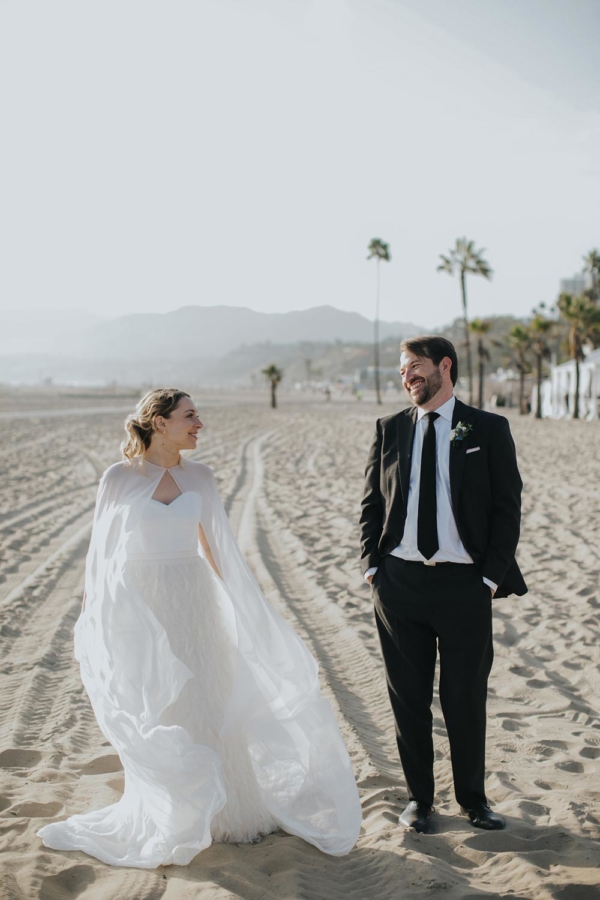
left=121, top=388, right=190, bottom=461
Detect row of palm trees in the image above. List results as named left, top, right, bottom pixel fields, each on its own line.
left=368, top=236, right=600, bottom=418
left=263, top=244, right=599, bottom=414
left=368, top=235, right=492, bottom=406
left=557, top=248, right=600, bottom=419
left=472, top=252, right=600, bottom=419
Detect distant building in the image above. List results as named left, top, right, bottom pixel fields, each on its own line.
left=535, top=348, right=600, bottom=420
left=559, top=274, right=588, bottom=296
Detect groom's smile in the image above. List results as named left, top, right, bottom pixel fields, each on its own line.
left=400, top=353, right=444, bottom=408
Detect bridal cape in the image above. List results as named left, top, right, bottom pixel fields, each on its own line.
left=38, top=457, right=362, bottom=867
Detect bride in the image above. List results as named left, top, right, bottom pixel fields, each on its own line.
left=38, top=389, right=361, bottom=868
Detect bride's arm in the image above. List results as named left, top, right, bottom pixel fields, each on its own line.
left=199, top=524, right=222, bottom=580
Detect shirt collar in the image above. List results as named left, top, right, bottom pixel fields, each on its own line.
left=416, top=394, right=455, bottom=422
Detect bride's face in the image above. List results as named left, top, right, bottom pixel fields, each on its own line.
left=157, top=396, right=203, bottom=451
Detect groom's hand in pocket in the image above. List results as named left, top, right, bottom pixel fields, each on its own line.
left=483, top=577, right=497, bottom=598
left=365, top=567, right=378, bottom=585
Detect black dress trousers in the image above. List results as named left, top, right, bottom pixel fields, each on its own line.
left=373, top=555, right=493, bottom=809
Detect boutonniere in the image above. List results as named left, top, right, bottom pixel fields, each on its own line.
left=449, top=421, right=473, bottom=446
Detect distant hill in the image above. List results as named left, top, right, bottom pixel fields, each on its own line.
left=0, top=308, right=531, bottom=388
left=2, top=304, right=421, bottom=360
left=76, top=305, right=423, bottom=360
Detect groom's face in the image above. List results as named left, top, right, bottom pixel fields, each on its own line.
left=400, top=351, right=443, bottom=406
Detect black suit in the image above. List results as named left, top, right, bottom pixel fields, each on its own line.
left=360, top=398, right=527, bottom=808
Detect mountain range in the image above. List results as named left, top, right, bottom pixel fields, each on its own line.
left=64, top=305, right=421, bottom=359
left=1, top=305, right=423, bottom=384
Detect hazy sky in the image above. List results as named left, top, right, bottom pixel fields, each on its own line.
left=1, top=0, right=598, bottom=328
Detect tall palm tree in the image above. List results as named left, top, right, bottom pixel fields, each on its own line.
left=367, top=237, right=391, bottom=405
left=469, top=319, right=492, bottom=410
left=437, top=238, right=493, bottom=405
left=529, top=312, right=553, bottom=419
left=556, top=292, right=600, bottom=419
left=262, top=364, right=283, bottom=409
left=508, top=325, right=532, bottom=415
left=583, top=248, right=600, bottom=302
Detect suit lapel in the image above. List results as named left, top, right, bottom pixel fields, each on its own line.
left=449, top=398, right=476, bottom=515
left=397, top=406, right=418, bottom=508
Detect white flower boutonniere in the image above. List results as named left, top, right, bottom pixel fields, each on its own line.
left=449, top=421, right=473, bottom=446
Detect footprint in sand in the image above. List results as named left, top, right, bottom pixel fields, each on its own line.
left=39, top=865, right=96, bottom=900
left=78, top=754, right=122, bottom=775
left=519, top=799, right=550, bottom=819
left=509, top=665, right=536, bottom=678
left=502, top=718, right=528, bottom=732
left=526, top=678, right=550, bottom=689
left=555, top=759, right=584, bottom=773
left=0, top=624, right=21, bottom=638
left=580, top=746, right=600, bottom=759
left=0, top=749, right=42, bottom=768
left=3, top=800, right=63, bottom=818
left=541, top=740, right=568, bottom=751
left=554, top=886, right=600, bottom=900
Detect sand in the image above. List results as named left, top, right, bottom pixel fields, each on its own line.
left=1, top=390, right=599, bottom=900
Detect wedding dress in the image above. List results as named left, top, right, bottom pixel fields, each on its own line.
left=38, top=458, right=361, bottom=868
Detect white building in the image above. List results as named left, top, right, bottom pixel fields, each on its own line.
left=539, top=348, right=600, bottom=420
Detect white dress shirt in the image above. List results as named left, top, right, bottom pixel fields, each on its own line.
left=365, top=396, right=497, bottom=593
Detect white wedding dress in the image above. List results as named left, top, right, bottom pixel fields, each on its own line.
left=39, top=459, right=361, bottom=868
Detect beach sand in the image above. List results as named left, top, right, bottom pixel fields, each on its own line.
left=1, top=390, right=599, bottom=900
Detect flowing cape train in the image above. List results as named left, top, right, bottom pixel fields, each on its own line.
left=38, top=456, right=362, bottom=867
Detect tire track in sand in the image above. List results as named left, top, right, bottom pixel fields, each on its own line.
left=231, top=433, right=434, bottom=900
left=1, top=610, right=165, bottom=900
left=238, top=436, right=399, bottom=782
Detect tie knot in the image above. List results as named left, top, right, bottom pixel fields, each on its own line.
left=425, top=412, right=439, bottom=423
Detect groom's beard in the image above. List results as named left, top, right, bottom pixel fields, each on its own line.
left=405, top=367, right=443, bottom=406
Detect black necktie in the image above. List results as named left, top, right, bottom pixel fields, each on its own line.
left=417, top=412, right=440, bottom=560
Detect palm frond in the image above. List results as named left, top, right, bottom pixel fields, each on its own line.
left=438, top=238, right=492, bottom=280
left=437, top=254, right=454, bottom=274
left=367, top=237, right=391, bottom=261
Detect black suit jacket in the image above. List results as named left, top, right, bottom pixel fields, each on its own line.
left=359, top=398, right=527, bottom=599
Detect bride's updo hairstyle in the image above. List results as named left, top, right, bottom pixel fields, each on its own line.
left=121, top=388, right=190, bottom=461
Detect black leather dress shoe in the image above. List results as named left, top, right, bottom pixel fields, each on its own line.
left=398, top=801, right=433, bottom=833
left=460, top=803, right=505, bottom=830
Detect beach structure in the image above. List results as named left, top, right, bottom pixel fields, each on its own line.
left=538, top=348, right=600, bottom=419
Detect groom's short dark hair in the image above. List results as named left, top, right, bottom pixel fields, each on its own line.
left=399, top=336, right=458, bottom=386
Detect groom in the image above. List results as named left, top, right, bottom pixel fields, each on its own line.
left=360, top=336, right=527, bottom=833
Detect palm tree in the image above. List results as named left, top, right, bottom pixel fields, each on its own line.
left=529, top=312, right=553, bottom=419
left=508, top=325, right=532, bottom=415
left=437, top=238, right=493, bottom=405
left=262, top=364, right=283, bottom=409
left=556, top=293, right=600, bottom=419
left=468, top=319, right=492, bottom=410
left=367, top=238, right=391, bottom=405
left=583, top=248, right=600, bottom=302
